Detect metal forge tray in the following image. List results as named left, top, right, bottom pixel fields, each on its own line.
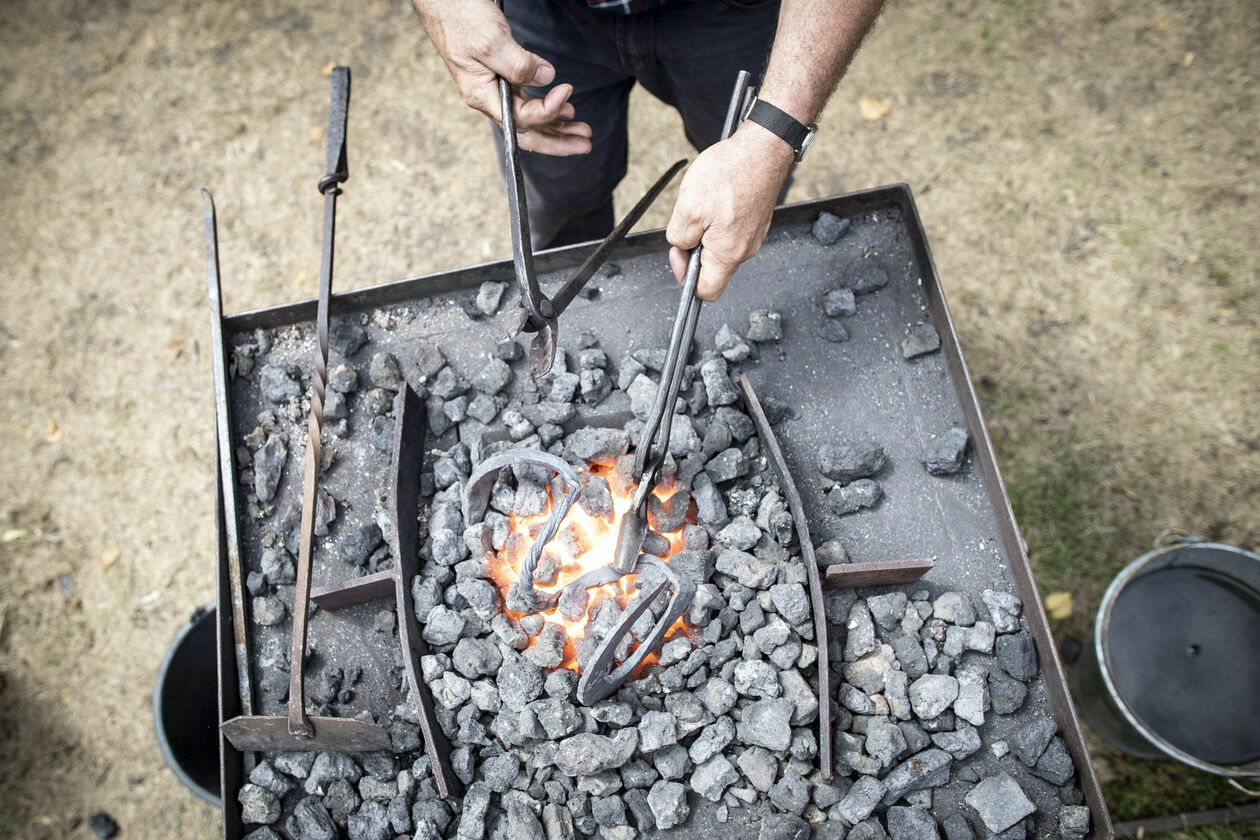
left=212, top=185, right=1111, bottom=838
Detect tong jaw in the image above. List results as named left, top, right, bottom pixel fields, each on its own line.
left=575, top=555, right=696, bottom=706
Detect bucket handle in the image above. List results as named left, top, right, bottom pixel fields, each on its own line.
left=1154, top=529, right=1206, bottom=548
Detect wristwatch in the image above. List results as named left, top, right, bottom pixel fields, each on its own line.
left=742, top=97, right=817, bottom=162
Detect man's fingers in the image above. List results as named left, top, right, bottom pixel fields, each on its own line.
left=515, top=85, right=578, bottom=130
left=665, top=203, right=705, bottom=253
left=668, top=246, right=691, bottom=285
left=517, top=125, right=593, bottom=156
left=695, top=253, right=739, bottom=301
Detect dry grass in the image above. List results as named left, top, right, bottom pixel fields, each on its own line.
left=0, top=0, right=1256, bottom=836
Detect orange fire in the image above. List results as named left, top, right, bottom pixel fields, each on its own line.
left=487, top=462, right=688, bottom=671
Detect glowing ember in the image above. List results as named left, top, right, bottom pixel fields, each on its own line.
left=488, top=462, right=687, bottom=671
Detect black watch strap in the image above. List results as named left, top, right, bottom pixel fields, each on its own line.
left=744, top=98, right=816, bottom=162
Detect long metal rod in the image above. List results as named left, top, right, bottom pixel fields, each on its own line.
left=736, top=374, right=833, bottom=780
left=203, top=189, right=255, bottom=726
left=547, top=158, right=687, bottom=318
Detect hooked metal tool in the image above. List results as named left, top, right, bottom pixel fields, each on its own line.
left=220, top=67, right=391, bottom=753
left=493, top=2, right=684, bottom=375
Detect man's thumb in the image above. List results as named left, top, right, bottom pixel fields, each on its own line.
left=485, top=37, right=554, bottom=87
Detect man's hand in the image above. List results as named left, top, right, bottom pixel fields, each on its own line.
left=666, top=123, right=795, bottom=301
left=413, top=0, right=592, bottom=155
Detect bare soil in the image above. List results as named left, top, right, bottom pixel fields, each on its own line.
left=0, top=0, right=1255, bottom=837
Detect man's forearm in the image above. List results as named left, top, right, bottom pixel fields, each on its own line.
left=667, top=0, right=885, bottom=299
left=756, top=0, right=885, bottom=128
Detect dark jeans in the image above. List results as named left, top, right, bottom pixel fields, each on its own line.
left=501, top=0, right=781, bottom=249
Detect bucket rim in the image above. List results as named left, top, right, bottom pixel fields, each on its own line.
left=152, top=603, right=222, bottom=808
left=1093, top=540, right=1260, bottom=778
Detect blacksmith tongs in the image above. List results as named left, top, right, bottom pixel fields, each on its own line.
left=611, top=70, right=754, bottom=577
left=494, top=2, right=684, bottom=375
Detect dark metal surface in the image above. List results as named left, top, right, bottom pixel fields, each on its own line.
left=736, top=374, right=833, bottom=781
left=823, top=558, right=935, bottom=588
left=1092, top=541, right=1260, bottom=775
left=215, top=184, right=1112, bottom=838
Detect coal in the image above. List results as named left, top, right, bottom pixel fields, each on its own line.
left=996, top=633, right=1038, bottom=681
left=646, top=780, right=689, bottom=830
left=845, top=259, right=890, bottom=294
left=923, top=427, right=969, bottom=475
left=562, top=427, right=629, bottom=462
left=746, top=310, right=783, bottom=343
left=770, top=582, right=811, bottom=626
left=254, top=434, right=287, bottom=502
left=638, top=710, right=679, bottom=752
left=555, top=731, right=638, bottom=776
left=1058, top=805, right=1091, bottom=840
left=700, top=357, right=740, bottom=406
left=290, top=797, right=338, bottom=840
left=475, top=281, right=506, bottom=316
left=1009, top=717, right=1057, bottom=766
left=239, top=783, right=281, bottom=824
left=818, top=320, right=851, bottom=343
left=812, top=211, right=851, bottom=245
left=707, top=447, right=749, bottom=483
left=260, top=364, right=301, bottom=403
left=473, top=359, right=511, bottom=396
left=819, top=440, right=886, bottom=482
left=981, top=589, right=1023, bottom=634
left=328, top=362, right=358, bottom=393
left=902, top=323, right=941, bottom=359
left=252, top=595, right=286, bottom=626
left=88, top=813, right=120, bottom=839
left=715, top=323, right=751, bottom=362
left=837, top=775, right=887, bottom=824
left=1032, top=737, right=1075, bottom=785
left=250, top=760, right=296, bottom=798
left=368, top=353, right=402, bottom=392
left=826, top=479, right=883, bottom=514
left=941, top=814, right=975, bottom=840
left=823, top=286, right=858, bottom=317
left=421, top=605, right=466, bottom=646
left=457, top=781, right=491, bottom=840
left=691, top=754, right=740, bottom=801
left=933, top=591, right=976, bottom=626
left=716, top=548, right=777, bottom=589
left=964, top=773, right=1035, bottom=833
left=736, top=697, right=794, bottom=751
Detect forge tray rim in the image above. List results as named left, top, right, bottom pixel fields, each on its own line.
left=212, top=183, right=1112, bottom=839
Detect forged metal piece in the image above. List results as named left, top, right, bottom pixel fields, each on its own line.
left=575, top=555, right=696, bottom=706
left=736, top=374, right=834, bottom=780
left=308, top=385, right=462, bottom=800
left=463, top=449, right=581, bottom=613
left=221, top=67, right=390, bottom=754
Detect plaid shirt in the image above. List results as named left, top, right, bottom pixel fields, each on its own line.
left=585, top=0, right=673, bottom=12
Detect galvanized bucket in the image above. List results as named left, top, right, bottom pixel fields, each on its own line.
left=153, top=603, right=222, bottom=807
left=1074, top=537, right=1260, bottom=777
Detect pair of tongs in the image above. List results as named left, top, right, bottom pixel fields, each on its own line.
left=611, top=70, right=754, bottom=576
left=493, top=2, right=684, bottom=375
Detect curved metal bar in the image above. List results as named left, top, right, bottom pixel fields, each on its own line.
left=462, top=448, right=581, bottom=613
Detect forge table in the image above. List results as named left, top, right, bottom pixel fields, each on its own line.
left=211, top=185, right=1110, bottom=839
